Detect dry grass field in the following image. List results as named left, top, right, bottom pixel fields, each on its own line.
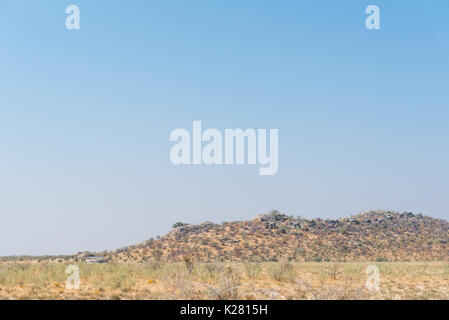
left=1, top=261, right=449, bottom=300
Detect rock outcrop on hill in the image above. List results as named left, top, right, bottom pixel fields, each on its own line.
left=107, top=210, right=449, bottom=262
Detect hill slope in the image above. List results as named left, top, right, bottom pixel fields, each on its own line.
left=107, top=210, right=449, bottom=263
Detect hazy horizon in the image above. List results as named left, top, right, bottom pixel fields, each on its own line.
left=1, top=208, right=448, bottom=257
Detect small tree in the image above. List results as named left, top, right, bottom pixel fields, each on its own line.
left=172, top=222, right=189, bottom=228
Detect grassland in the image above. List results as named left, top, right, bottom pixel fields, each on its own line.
left=1, top=261, right=449, bottom=300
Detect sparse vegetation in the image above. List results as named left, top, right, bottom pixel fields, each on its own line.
left=1, top=210, right=449, bottom=300
left=1, top=261, right=449, bottom=299
left=268, top=260, right=296, bottom=282
left=100, top=210, right=449, bottom=263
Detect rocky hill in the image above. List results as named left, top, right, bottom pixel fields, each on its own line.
left=106, top=210, right=449, bottom=263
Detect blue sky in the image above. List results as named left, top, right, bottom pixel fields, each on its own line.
left=0, top=1, right=448, bottom=255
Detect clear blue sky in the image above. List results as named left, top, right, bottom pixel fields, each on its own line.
left=0, top=1, right=448, bottom=255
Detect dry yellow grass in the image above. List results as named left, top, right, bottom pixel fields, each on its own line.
left=1, top=261, right=449, bottom=300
